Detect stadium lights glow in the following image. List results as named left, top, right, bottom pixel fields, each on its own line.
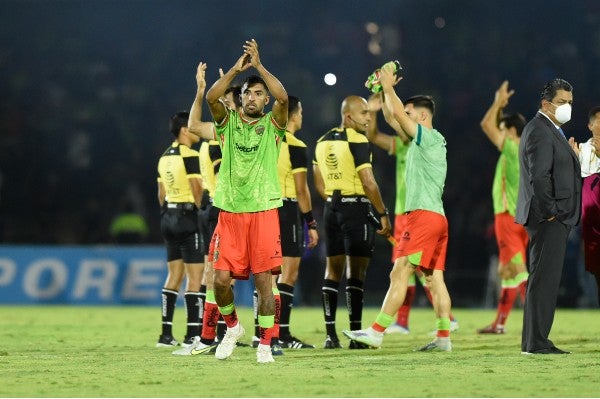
left=324, top=73, right=337, bottom=86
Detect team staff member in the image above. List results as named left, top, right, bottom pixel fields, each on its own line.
left=206, top=39, right=288, bottom=364
left=156, top=110, right=205, bottom=348
left=313, top=95, right=391, bottom=350
left=516, top=78, right=580, bottom=355
left=478, top=81, right=528, bottom=334
left=344, top=65, right=453, bottom=352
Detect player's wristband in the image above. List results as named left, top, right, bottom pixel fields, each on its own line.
left=302, top=211, right=317, bottom=230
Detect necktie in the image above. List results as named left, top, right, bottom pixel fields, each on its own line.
left=558, top=128, right=566, bottom=139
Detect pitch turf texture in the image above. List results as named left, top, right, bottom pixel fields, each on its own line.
left=2, top=306, right=600, bottom=397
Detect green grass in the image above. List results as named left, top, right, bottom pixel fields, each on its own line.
left=1, top=306, right=600, bottom=397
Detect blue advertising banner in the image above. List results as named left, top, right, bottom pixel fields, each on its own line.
left=0, top=246, right=254, bottom=305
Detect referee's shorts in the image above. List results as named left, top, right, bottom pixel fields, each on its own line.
left=278, top=198, right=304, bottom=257
left=160, top=204, right=204, bottom=263
left=198, top=201, right=220, bottom=255
left=323, top=196, right=375, bottom=258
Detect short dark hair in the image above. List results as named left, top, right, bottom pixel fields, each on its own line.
left=499, top=113, right=527, bottom=137
left=588, top=106, right=600, bottom=122
left=169, top=111, right=189, bottom=138
left=225, top=84, right=242, bottom=108
left=405, top=95, right=435, bottom=115
left=540, top=78, right=573, bottom=102
left=242, top=75, right=267, bottom=93
left=288, top=95, right=300, bottom=115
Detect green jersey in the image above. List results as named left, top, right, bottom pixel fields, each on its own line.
left=492, top=138, right=520, bottom=215
left=213, top=110, right=286, bottom=212
left=404, top=124, right=446, bottom=215
left=392, top=136, right=409, bottom=215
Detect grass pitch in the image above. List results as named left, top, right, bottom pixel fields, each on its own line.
left=1, top=305, right=600, bottom=397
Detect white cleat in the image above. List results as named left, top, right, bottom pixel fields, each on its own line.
left=256, top=344, right=275, bottom=363
left=215, top=323, right=245, bottom=360
left=384, top=324, right=410, bottom=335
left=342, top=327, right=383, bottom=348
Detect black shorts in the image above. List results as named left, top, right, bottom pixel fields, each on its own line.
left=161, top=208, right=204, bottom=263
left=198, top=202, right=220, bottom=254
left=278, top=199, right=304, bottom=257
left=324, top=198, right=375, bottom=257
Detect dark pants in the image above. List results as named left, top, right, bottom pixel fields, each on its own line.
left=522, top=218, right=570, bottom=352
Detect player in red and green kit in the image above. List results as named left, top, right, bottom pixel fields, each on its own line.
left=344, top=64, right=453, bottom=352
left=478, top=81, right=528, bottom=334
left=205, top=39, right=288, bottom=364
left=366, top=94, right=459, bottom=336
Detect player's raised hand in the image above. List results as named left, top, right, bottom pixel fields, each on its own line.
left=243, top=39, right=262, bottom=68
left=368, top=93, right=383, bottom=113
left=494, top=80, right=515, bottom=108
left=233, top=52, right=252, bottom=73
left=196, top=62, right=207, bottom=91
left=379, top=65, right=402, bottom=88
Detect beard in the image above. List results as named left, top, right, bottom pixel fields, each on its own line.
left=243, top=103, right=264, bottom=118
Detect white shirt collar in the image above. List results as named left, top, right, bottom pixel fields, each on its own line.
left=537, top=110, right=561, bottom=131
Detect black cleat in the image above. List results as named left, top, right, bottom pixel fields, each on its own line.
left=324, top=335, right=342, bottom=349
left=279, top=335, right=315, bottom=349
left=348, top=340, right=370, bottom=349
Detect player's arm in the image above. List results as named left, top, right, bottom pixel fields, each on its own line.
left=379, top=66, right=418, bottom=139
left=366, top=93, right=394, bottom=152
left=206, top=52, right=251, bottom=123
left=244, top=39, right=288, bottom=128
left=381, top=94, right=410, bottom=144
left=188, top=61, right=216, bottom=140
left=480, top=80, right=514, bottom=151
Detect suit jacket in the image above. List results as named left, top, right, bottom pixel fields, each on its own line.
left=515, top=112, right=582, bottom=227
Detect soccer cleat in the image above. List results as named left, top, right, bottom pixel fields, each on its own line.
left=257, top=344, right=275, bottom=363
left=251, top=336, right=260, bottom=348
left=156, top=334, right=179, bottom=348
left=323, top=335, right=342, bottom=349
left=215, top=323, right=245, bottom=360
left=279, top=335, right=315, bottom=349
left=384, top=323, right=410, bottom=335
left=182, top=335, right=200, bottom=348
left=477, top=325, right=505, bottom=334
left=429, top=319, right=460, bottom=336
left=342, top=328, right=383, bottom=348
left=270, top=342, right=284, bottom=356
left=415, top=337, right=452, bottom=352
left=450, top=319, right=460, bottom=332
left=172, top=338, right=216, bottom=356
left=348, top=340, right=371, bottom=349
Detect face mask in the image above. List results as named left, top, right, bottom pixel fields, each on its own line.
left=551, top=103, right=572, bottom=124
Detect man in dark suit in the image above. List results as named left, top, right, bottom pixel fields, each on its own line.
left=515, top=78, right=581, bottom=355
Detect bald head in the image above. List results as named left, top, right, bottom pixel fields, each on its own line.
left=340, top=96, right=371, bottom=132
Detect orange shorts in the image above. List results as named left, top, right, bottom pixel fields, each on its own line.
left=494, top=212, right=528, bottom=265
left=393, top=210, right=448, bottom=271
left=212, top=209, right=282, bottom=280
left=391, top=213, right=408, bottom=263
